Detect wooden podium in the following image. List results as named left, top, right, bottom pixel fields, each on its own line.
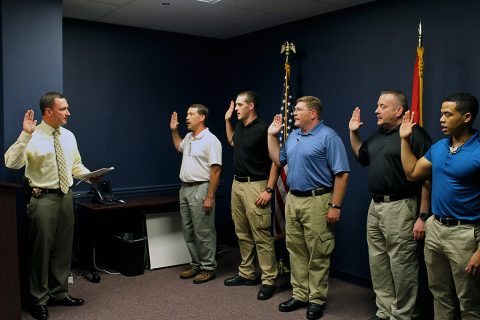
left=0, top=183, right=21, bottom=320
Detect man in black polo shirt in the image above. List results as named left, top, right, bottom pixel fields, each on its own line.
left=348, top=90, right=432, bottom=320
left=224, top=90, right=279, bottom=301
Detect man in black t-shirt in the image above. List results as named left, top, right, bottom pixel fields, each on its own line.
left=224, top=90, right=279, bottom=301
left=349, top=90, right=432, bottom=320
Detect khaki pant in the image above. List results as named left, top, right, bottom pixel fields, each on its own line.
left=231, top=179, right=277, bottom=285
left=27, top=191, right=74, bottom=305
left=285, top=192, right=334, bottom=305
left=179, top=182, right=217, bottom=271
left=367, top=198, right=418, bottom=320
left=424, top=217, right=480, bottom=320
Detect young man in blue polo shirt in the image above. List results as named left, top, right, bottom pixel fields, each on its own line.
left=400, top=92, right=480, bottom=319
left=268, top=96, right=350, bottom=320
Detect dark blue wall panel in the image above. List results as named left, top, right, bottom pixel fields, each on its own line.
left=63, top=19, right=228, bottom=191
left=2, top=0, right=63, bottom=181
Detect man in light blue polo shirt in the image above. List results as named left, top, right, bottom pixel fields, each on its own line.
left=268, top=96, right=350, bottom=320
left=400, top=92, right=480, bottom=319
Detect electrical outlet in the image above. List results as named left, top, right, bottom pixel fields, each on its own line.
left=68, top=276, right=73, bottom=285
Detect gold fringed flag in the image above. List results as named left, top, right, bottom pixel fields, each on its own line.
left=411, top=22, right=424, bottom=126
left=274, top=42, right=296, bottom=240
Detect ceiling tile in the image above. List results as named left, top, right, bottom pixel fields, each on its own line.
left=313, top=0, right=374, bottom=8
left=267, top=0, right=338, bottom=19
left=87, top=0, right=133, bottom=5
left=63, top=0, right=119, bottom=20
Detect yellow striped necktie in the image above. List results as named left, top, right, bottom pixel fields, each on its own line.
left=54, top=129, right=70, bottom=194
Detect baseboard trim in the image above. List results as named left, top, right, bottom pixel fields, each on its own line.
left=330, top=268, right=372, bottom=288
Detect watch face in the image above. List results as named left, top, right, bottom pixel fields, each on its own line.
left=419, top=212, right=429, bottom=221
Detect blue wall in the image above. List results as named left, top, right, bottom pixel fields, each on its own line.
left=3, top=0, right=480, bottom=281
left=1, top=0, right=63, bottom=181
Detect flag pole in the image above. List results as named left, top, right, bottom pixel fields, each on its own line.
left=418, top=21, right=422, bottom=48
left=280, top=41, right=296, bottom=143
left=417, top=21, right=424, bottom=126
left=411, top=21, right=424, bottom=126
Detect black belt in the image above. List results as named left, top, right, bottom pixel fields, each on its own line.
left=290, top=187, right=331, bottom=197
left=434, top=215, right=480, bottom=226
left=182, top=181, right=208, bottom=187
left=29, top=187, right=65, bottom=198
left=372, top=193, right=412, bottom=203
left=234, top=175, right=267, bottom=183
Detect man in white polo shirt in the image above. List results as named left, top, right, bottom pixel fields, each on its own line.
left=170, top=104, right=222, bottom=284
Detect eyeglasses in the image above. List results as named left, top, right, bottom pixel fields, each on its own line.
left=293, top=107, right=314, bottom=113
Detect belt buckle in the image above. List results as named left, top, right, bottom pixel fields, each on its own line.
left=32, top=187, right=42, bottom=198
left=383, top=195, right=390, bottom=203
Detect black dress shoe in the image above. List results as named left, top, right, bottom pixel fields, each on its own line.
left=306, top=302, right=324, bottom=320
left=257, top=284, right=275, bottom=300
left=278, top=297, right=308, bottom=312
left=224, top=274, right=256, bottom=286
left=54, top=295, right=85, bottom=306
left=31, top=305, right=49, bottom=320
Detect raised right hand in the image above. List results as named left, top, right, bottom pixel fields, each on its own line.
left=348, top=107, right=363, bottom=132
left=225, top=101, right=234, bottom=121
left=400, top=110, right=416, bottom=139
left=23, top=109, right=37, bottom=134
left=268, top=114, right=283, bottom=136
left=170, top=112, right=179, bottom=131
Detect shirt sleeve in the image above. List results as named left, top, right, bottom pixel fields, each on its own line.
left=424, top=147, right=432, bottom=162
left=71, top=136, right=91, bottom=179
left=325, top=134, right=350, bottom=174
left=410, top=126, right=433, bottom=158
left=4, top=131, right=31, bottom=169
left=208, top=137, right=222, bottom=167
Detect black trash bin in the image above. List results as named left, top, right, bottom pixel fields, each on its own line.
left=113, top=233, right=146, bottom=277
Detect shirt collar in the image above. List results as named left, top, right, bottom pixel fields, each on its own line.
left=192, top=128, right=209, bottom=140
left=447, top=131, right=479, bottom=152
left=295, top=120, right=324, bottom=136
left=39, top=121, right=59, bottom=135
left=380, top=124, right=400, bottom=134
left=242, top=118, right=259, bottom=128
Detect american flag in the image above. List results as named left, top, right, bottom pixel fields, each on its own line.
left=273, top=62, right=294, bottom=239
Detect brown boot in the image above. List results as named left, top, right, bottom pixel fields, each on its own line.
left=192, top=270, right=216, bottom=284
left=179, top=267, right=200, bottom=279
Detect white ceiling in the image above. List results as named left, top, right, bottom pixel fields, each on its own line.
left=63, top=0, right=376, bottom=39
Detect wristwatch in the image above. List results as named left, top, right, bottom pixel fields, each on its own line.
left=419, top=212, right=431, bottom=222
left=328, top=202, right=341, bottom=209
left=265, top=187, right=274, bottom=194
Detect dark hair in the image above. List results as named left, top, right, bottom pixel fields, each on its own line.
left=380, top=89, right=408, bottom=113
left=443, top=92, right=479, bottom=125
left=296, top=96, right=322, bottom=119
left=238, top=90, right=259, bottom=109
left=189, top=104, right=209, bottom=120
left=39, top=92, right=65, bottom=115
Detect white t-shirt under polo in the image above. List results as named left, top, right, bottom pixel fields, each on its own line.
left=179, top=128, right=222, bottom=183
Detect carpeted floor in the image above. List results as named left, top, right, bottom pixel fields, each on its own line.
left=21, top=247, right=377, bottom=319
